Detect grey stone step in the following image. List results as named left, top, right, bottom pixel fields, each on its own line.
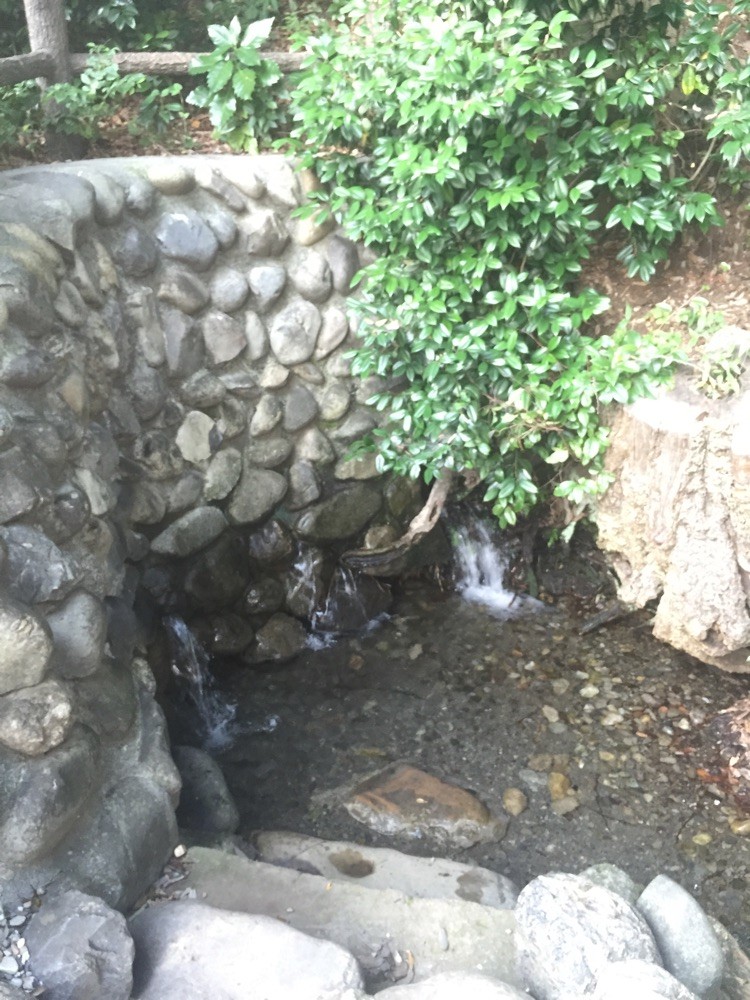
left=180, top=846, right=521, bottom=992
left=253, top=830, right=518, bottom=908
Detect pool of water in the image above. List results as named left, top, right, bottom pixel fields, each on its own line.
left=209, top=579, right=750, bottom=951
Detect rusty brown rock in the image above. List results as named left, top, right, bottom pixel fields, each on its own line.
left=344, top=763, right=505, bottom=848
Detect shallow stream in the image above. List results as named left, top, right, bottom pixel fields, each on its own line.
left=194, top=573, right=750, bottom=953
left=164, top=520, right=750, bottom=953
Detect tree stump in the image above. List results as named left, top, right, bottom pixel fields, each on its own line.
left=596, top=330, right=750, bottom=671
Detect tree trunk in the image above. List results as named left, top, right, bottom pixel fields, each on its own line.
left=22, top=0, right=70, bottom=84
left=22, top=0, right=87, bottom=158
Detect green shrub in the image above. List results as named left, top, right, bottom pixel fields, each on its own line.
left=0, top=48, right=188, bottom=146
left=187, top=17, right=285, bottom=151
left=287, top=0, right=750, bottom=526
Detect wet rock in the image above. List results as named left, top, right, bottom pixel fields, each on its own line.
left=0, top=680, right=73, bottom=756
left=247, top=520, right=295, bottom=564
left=158, top=266, right=210, bottom=314
left=636, top=874, right=723, bottom=999
left=0, top=526, right=77, bottom=604
left=270, top=301, right=322, bottom=366
left=516, top=873, right=662, bottom=1000
left=377, top=973, right=529, bottom=999
left=176, top=410, right=219, bottom=464
left=0, top=729, right=98, bottom=864
left=203, top=448, right=242, bottom=502
left=64, top=774, right=177, bottom=910
left=46, top=590, right=108, bottom=679
left=111, top=224, right=158, bottom=277
left=314, top=568, right=391, bottom=632
left=327, top=234, right=361, bottom=293
left=151, top=507, right=228, bottom=557
left=249, top=264, right=286, bottom=313
left=155, top=209, right=219, bottom=270
left=227, top=468, right=287, bottom=525
left=284, top=383, right=319, bottom=432
left=200, top=612, right=255, bottom=655
left=243, top=578, right=285, bottom=616
left=345, top=763, right=505, bottom=849
left=254, top=832, right=519, bottom=908
left=249, top=394, right=283, bottom=436
left=291, top=249, right=332, bottom=303
left=72, top=661, right=137, bottom=742
left=243, top=208, right=289, bottom=257
left=253, top=613, right=308, bottom=663
left=591, top=959, right=700, bottom=999
left=173, top=745, right=239, bottom=833
left=184, top=532, right=248, bottom=612
left=129, top=900, right=364, bottom=1000
left=287, top=460, right=321, bottom=509
left=210, top=267, right=248, bottom=313
left=25, top=890, right=133, bottom=1000
left=282, top=545, right=325, bottom=620
left=201, top=310, right=246, bottom=365
left=295, top=484, right=382, bottom=542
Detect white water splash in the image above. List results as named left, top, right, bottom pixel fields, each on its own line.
left=165, top=615, right=238, bottom=751
left=453, top=521, right=545, bottom=616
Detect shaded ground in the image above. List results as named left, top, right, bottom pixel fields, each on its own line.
left=211, top=574, right=750, bottom=952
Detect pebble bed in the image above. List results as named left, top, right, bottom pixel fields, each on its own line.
left=0, top=897, right=43, bottom=995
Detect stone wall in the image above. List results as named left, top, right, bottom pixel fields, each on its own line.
left=0, top=155, right=425, bottom=911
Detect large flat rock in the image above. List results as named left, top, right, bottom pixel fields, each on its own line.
left=253, top=831, right=518, bottom=908
left=180, top=846, right=521, bottom=990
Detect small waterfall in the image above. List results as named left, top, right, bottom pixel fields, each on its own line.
left=165, top=615, right=238, bottom=751
left=309, top=565, right=390, bottom=643
left=453, top=519, right=545, bottom=616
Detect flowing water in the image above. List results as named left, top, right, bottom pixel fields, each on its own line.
left=165, top=615, right=240, bottom=751
left=170, top=526, right=750, bottom=950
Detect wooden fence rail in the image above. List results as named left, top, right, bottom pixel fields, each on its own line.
left=0, top=49, right=305, bottom=87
